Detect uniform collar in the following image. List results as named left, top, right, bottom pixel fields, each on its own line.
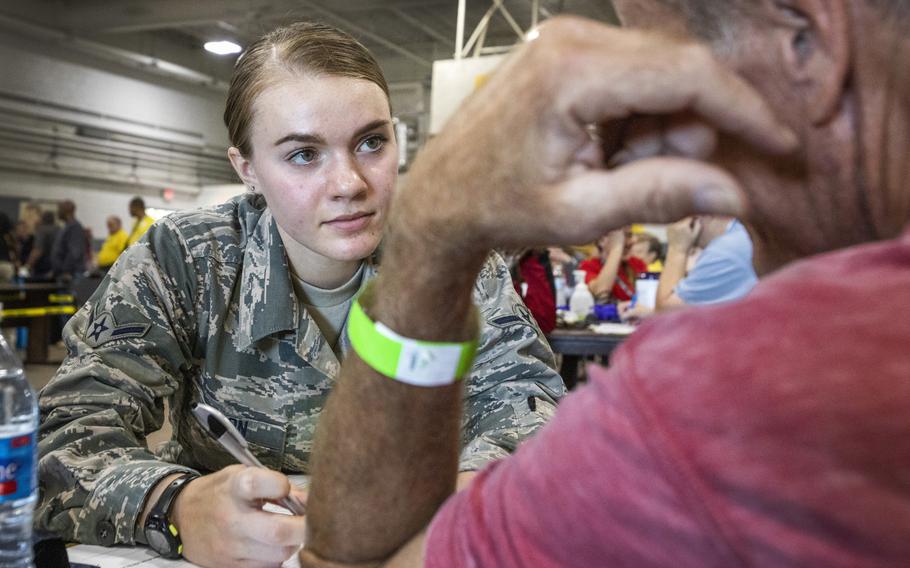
left=234, top=203, right=381, bottom=374
left=293, top=261, right=376, bottom=376
left=235, top=206, right=298, bottom=350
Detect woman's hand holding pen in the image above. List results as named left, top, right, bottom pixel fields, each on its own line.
left=171, top=465, right=308, bottom=568
left=618, top=300, right=653, bottom=324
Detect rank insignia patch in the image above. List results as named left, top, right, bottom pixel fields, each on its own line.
left=86, top=311, right=151, bottom=347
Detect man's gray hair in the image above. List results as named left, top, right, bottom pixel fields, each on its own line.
left=872, top=0, right=910, bottom=21
left=658, top=0, right=908, bottom=41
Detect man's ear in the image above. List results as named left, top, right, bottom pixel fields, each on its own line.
left=227, top=147, right=259, bottom=190
left=770, top=0, right=850, bottom=125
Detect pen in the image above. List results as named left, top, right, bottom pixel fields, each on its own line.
left=191, top=402, right=307, bottom=516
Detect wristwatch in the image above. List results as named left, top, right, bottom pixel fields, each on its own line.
left=142, top=473, right=198, bottom=559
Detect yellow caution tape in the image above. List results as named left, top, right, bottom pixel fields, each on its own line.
left=48, top=294, right=75, bottom=303
left=2, top=306, right=77, bottom=318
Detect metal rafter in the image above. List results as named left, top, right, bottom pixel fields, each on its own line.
left=389, top=8, right=452, bottom=47
left=457, top=0, right=545, bottom=59
left=298, top=1, right=432, bottom=68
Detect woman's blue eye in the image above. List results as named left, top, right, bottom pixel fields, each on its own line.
left=358, top=135, right=385, bottom=153
left=290, top=148, right=318, bottom=165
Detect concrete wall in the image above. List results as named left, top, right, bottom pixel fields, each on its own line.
left=0, top=32, right=228, bottom=148
left=0, top=28, right=234, bottom=222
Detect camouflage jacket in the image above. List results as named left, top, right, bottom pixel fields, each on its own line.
left=36, top=193, right=564, bottom=546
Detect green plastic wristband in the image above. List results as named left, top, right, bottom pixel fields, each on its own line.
left=347, top=297, right=478, bottom=387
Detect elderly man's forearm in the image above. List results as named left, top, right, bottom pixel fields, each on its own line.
left=305, top=222, right=484, bottom=563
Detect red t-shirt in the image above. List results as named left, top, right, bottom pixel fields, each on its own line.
left=578, top=256, right=647, bottom=302
left=426, top=232, right=910, bottom=567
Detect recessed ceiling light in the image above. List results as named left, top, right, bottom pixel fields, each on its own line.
left=204, top=40, right=242, bottom=55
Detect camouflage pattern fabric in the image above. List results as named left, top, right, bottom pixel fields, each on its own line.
left=35, top=193, right=564, bottom=546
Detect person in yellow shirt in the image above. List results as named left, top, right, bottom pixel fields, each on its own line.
left=127, top=197, right=155, bottom=246
left=97, top=215, right=129, bottom=270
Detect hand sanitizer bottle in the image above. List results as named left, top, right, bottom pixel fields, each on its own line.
left=569, top=270, right=595, bottom=320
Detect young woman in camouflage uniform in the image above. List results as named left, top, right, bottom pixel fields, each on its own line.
left=36, top=22, right=564, bottom=568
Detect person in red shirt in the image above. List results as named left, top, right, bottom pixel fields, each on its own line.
left=509, top=249, right=557, bottom=334
left=300, top=1, right=910, bottom=567
left=579, top=230, right=648, bottom=302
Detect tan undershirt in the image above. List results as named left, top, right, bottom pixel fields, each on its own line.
left=291, top=263, right=364, bottom=358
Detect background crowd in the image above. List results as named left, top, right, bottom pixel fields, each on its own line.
left=511, top=217, right=759, bottom=333
left=0, top=196, right=156, bottom=286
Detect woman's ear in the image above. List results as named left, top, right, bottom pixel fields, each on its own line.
left=770, top=0, right=850, bottom=125
left=227, top=147, right=259, bottom=191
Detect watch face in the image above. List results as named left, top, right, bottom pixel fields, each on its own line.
left=147, top=527, right=171, bottom=556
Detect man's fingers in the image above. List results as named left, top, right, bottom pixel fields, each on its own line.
left=555, top=157, right=746, bottom=240
left=561, top=27, right=797, bottom=155
left=665, top=44, right=797, bottom=154
left=664, top=116, right=718, bottom=159
left=614, top=115, right=718, bottom=162
left=232, top=467, right=293, bottom=502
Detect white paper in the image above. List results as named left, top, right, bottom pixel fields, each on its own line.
left=588, top=323, right=637, bottom=335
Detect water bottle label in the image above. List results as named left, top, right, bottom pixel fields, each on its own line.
left=0, top=431, right=35, bottom=503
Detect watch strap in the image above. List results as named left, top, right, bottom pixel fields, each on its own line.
left=143, top=473, right=198, bottom=559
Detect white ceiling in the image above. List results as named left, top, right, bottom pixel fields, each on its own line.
left=0, top=0, right=618, bottom=86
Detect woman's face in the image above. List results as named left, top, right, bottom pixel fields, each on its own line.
left=233, top=73, right=397, bottom=268
left=627, top=240, right=655, bottom=264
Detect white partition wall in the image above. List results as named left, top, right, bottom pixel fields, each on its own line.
left=430, top=55, right=506, bottom=134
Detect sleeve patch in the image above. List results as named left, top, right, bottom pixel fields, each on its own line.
left=85, top=311, right=151, bottom=347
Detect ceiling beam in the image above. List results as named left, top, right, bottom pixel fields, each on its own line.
left=40, top=1, right=276, bottom=34
left=95, top=18, right=226, bottom=35
left=13, top=0, right=453, bottom=33
left=388, top=8, right=453, bottom=47
left=297, top=1, right=432, bottom=69
left=0, top=13, right=228, bottom=92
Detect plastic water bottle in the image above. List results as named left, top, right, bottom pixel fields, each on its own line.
left=0, top=306, right=37, bottom=568
left=553, top=266, right=568, bottom=309
left=569, top=270, right=595, bottom=320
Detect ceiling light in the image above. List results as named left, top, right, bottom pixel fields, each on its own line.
left=204, top=41, right=242, bottom=55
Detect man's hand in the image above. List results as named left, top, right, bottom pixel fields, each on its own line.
left=667, top=217, right=703, bottom=252
left=171, top=466, right=307, bottom=568
left=392, top=16, right=795, bottom=260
